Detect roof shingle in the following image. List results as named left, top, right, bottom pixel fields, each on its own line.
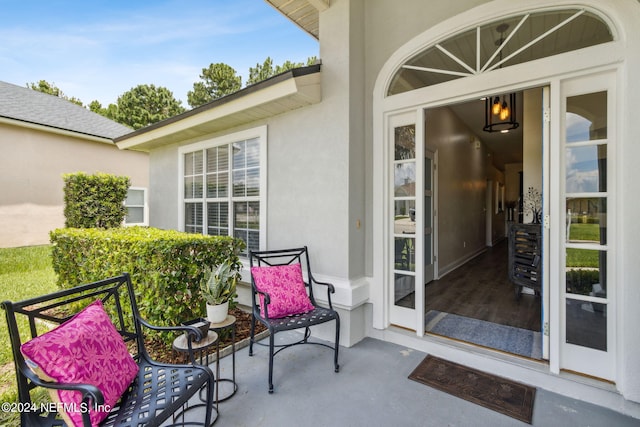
left=0, top=80, right=132, bottom=139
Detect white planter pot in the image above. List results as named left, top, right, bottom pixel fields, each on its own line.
left=206, top=301, right=229, bottom=324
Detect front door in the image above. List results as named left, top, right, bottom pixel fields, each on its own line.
left=559, top=72, right=616, bottom=381
left=389, top=111, right=424, bottom=332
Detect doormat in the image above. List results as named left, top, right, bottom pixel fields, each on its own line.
left=409, top=355, right=536, bottom=424
left=425, top=310, right=543, bottom=359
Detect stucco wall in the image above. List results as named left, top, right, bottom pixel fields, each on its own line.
left=361, top=0, right=491, bottom=277
left=0, top=123, right=149, bottom=247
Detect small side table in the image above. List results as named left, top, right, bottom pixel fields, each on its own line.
left=171, top=330, right=219, bottom=422
left=172, top=330, right=219, bottom=365
left=209, top=315, right=238, bottom=402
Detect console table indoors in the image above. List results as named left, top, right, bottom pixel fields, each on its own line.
left=508, top=223, right=542, bottom=300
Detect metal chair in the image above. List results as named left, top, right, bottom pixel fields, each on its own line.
left=2, top=273, right=217, bottom=427
left=248, top=247, right=340, bottom=393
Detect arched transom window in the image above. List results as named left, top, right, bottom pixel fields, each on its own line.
left=387, top=9, right=613, bottom=96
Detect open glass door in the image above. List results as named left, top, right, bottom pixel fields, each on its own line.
left=560, top=72, right=615, bottom=381
left=389, top=112, right=424, bottom=332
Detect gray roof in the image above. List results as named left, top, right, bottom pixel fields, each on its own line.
left=0, top=80, right=132, bottom=139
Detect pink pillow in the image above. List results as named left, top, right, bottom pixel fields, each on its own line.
left=251, top=263, right=315, bottom=318
left=21, top=300, right=139, bottom=427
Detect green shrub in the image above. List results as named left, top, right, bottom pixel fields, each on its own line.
left=63, top=172, right=130, bottom=228
left=49, top=227, right=245, bottom=332
left=566, top=269, right=601, bottom=295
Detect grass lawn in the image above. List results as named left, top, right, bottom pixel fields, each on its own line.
left=0, top=245, right=58, bottom=420
left=566, top=223, right=602, bottom=268
left=568, top=222, right=601, bottom=242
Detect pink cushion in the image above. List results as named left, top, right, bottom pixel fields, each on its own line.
left=251, top=263, right=315, bottom=318
left=21, top=300, right=139, bottom=427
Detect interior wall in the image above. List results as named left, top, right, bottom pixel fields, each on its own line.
left=505, top=162, right=523, bottom=213
left=486, top=160, right=506, bottom=242
left=522, top=88, right=543, bottom=223
left=425, top=107, right=488, bottom=276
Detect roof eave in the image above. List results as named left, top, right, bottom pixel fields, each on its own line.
left=264, top=0, right=328, bottom=40
left=115, top=65, right=321, bottom=152
left=0, top=116, right=119, bottom=144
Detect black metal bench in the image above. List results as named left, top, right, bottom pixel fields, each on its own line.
left=248, top=247, right=340, bottom=393
left=2, top=273, right=216, bottom=427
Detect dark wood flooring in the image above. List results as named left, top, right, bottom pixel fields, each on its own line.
left=426, top=239, right=541, bottom=331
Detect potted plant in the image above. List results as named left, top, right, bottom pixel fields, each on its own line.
left=201, top=261, right=238, bottom=323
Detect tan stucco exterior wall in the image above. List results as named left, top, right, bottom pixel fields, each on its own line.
left=0, top=122, right=148, bottom=247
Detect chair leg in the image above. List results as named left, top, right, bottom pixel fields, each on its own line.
left=334, top=317, right=341, bottom=373
left=268, top=332, right=275, bottom=393
left=205, top=373, right=216, bottom=426
left=249, top=314, right=256, bottom=356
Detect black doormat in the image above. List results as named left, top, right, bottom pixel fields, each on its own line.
left=409, top=355, right=536, bottom=424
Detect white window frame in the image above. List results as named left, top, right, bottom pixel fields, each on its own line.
left=178, top=126, right=267, bottom=257
left=124, top=187, right=148, bottom=226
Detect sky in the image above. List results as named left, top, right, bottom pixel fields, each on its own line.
left=0, top=0, right=319, bottom=107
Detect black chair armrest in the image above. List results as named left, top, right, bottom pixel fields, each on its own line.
left=136, top=316, right=205, bottom=342
left=254, top=289, right=272, bottom=319
left=310, top=274, right=336, bottom=308
left=20, top=363, right=105, bottom=406
left=135, top=317, right=210, bottom=360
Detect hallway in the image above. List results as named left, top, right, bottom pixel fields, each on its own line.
left=425, top=239, right=541, bottom=332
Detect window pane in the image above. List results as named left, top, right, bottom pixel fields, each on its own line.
left=206, top=146, right=228, bottom=172
left=233, top=141, right=246, bottom=169
left=566, top=91, right=607, bottom=142
left=246, top=168, right=260, bottom=197
left=246, top=138, right=260, bottom=167
left=394, top=200, right=415, bottom=234
left=566, top=298, right=607, bottom=351
left=184, top=151, right=203, bottom=175
left=566, top=249, right=606, bottom=297
left=185, top=202, right=202, bottom=233
left=566, top=198, right=606, bottom=244
left=394, top=163, right=416, bottom=197
left=394, top=274, right=415, bottom=309
left=125, top=207, right=143, bottom=224
left=394, top=237, right=415, bottom=272
left=233, top=170, right=245, bottom=197
left=207, top=202, right=228, bottom=236
left=207, top=170, right=229, bottom=198
left=234, top=201, right=259, bottom=230
left=234, top=201, right=260, bottom=255
left=184, top=176, right=203, bottom=199
left=394, top=125, right=415, bottom=160
left=565, top=145, right=607, bottom=193
left=126, top=189, right=144, bottom=205
left=388, top=11, right=612, bottom=96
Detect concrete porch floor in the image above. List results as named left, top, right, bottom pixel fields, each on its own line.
left=200, top=333, right=639, bottom=427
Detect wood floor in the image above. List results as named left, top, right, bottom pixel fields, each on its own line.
left=426, top=239, right=541, bottom=331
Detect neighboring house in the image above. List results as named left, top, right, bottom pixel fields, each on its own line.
left=116, top=0, right=640, bottom=418
left=0, top=81, right=148, bottom=248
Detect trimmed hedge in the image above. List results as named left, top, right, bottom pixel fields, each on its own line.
left=63, top=172, right=130, bottom=228
left=49, top=227, right=245, bottom=329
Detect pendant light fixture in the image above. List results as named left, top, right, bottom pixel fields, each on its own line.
left=483, top=24, right=519, bottom=133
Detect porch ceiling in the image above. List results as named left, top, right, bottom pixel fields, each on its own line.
left=264, top=0, right=328, bottom=39
left=115, top=66, right=321, bottom=152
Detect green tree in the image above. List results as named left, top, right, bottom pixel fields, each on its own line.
left=187, top=63, right=242, bottom=108
left=27, top=79, right=84, bottom=106
left=114, top=84, right=185, bottom=129
left=88, top=100, right=119, bottom=121
left=246, top=56, right=318, bottom=86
